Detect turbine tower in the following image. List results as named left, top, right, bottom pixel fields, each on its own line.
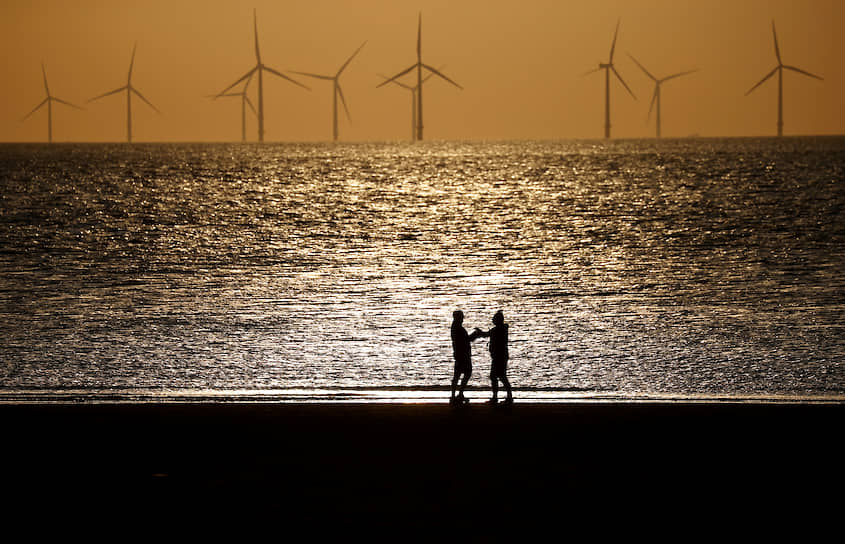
left=628, top=54, right=697, bottom=139
left=89, top=44, right=160, bottom=143
left=583, top=20, right=636, bottom=139
left=215, top=9, right=309, bottom=142
left=22, top=63, right=83, bottom=143
left=211, top=72, right=257, bottom=142
left=377, top=13, right=462, bottom=141
left=745, top=21, right=823, bottom=137
left=292, top=42, right=367, bottom=142
left=379, top=70, right=437, bottom=141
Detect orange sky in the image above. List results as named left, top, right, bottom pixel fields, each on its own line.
left=1, top=0, right=841, bottom=142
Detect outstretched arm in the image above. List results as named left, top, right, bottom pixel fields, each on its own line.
left=469, top=328, right=488, bottom=340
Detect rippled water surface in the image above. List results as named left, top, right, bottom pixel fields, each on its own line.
left=1, top=139, right=843, bottom=401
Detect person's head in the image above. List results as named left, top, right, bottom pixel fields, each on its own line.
left=493, top=310, right=504, bottom=326
left=452, top=310, right=464, bottom=325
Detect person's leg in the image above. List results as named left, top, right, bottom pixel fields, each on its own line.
left=490, top=374, right=498, bottom=402
left=458, top=369, right=471, bottom=399
left=451, top=369, right=459, bottom=400
left=501, top=375, right=513, bottom=402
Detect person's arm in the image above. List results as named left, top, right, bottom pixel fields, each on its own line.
left=470, top=328, right=488, bottom=340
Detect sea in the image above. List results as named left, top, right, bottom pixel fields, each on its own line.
left=1, top=138, right=843, bottom=403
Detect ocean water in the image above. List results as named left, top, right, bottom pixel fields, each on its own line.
left=1, top=138, right=843, bottom=403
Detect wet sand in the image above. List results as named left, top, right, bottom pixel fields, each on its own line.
left=4, top=401, right=842, bottom=538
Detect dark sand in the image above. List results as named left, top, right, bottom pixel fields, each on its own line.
left=4, top=401, right=842, bottom=538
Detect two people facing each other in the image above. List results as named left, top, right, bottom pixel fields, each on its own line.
left=450, top=309, right=513, bottom=405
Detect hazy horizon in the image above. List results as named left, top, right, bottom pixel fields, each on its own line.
left=2, top=0, right=842, bottom=143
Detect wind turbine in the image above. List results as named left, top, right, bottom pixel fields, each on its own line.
left=22, top=63, right=83, bottom=143
left=379, top=69, right=438, bottom=141
left=88, top=44, right=160, bottom=143
left=628, top=54, right=697, bottom=139
left=377, top=13, right=462, bottom=141
left=291, top=42, right=367, bottom=142
left=211, top=72, right=257, bottom=142
left=583, top=19, right=636, bottom=139
left=745, top=21, right=823, bottom=137
left=215, top=9, right=309, bottom=142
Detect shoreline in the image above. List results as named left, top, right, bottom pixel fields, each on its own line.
left=5, top=401, right=842, bottom=536
left=2, top=388, right=844, bottom=405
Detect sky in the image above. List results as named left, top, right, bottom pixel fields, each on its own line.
left=1, top=0, right=842, bottom=142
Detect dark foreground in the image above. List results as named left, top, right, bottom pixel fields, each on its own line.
left=3, top=401, right=842, bottom=539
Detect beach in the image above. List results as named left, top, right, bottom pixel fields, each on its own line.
left=3, top=401, right=842, bottom=538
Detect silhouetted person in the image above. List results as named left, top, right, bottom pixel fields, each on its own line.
left=477, top=310, right=513, bottom=404
left=450, top=310, right=482, bottom=404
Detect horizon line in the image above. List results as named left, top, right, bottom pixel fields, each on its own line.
left=3, top=133, right=845, bottom=145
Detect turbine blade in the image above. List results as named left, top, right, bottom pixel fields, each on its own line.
left=128, top=43, right=137, bottom=82
left=263, top=66, right=311, bottom=90
left=628, top=53, right=657, bottom=81
left=609, top=19, right=620, bottom=62
left=422, top=63, right=463, bottom=89
left=289, top=71, right=333, bottom=81
left=244, top=70, right=255, bottom=93
left=421, top=65, right=445, bottom=86
left=244, top=95, right=257, bottom=116
left=337, top=41, right=367, bottom=76
left=582, top=66, right=603, bottom=77
left=647, top=87, right=658, bottom=121
left=41, top=63, right=50, bottom=95
left=21, top=98, right=48, bottom=121
left=214, top=90, right=251, bottom=99
left=417, top=13, right=422, bottom=60
left=661, top=69, right=698, bottom=83
left=376, top=64, right=417, bottom=88
left=89, top=86, right=127, bottom=102
left=772, top=21, right=781, bottom=64
left=337, top=84, right=351, bottom=121
left=782, top=65, right=823, bottom=80
left=52, top=97, right=84, bottom=110
left=131, top=87, right=161, bottom=114
left=611, top=66, right=636, bottom=99
left=379, top=73, right=413, bottom=90
left=745, top=66, right=778, bottom=95
left=215, top=67, right=258, bottom=97
left=254, top=9, right=261, bottom=64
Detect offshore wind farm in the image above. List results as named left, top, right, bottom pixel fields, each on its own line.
left=2, top=3, right=840, bottom=142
